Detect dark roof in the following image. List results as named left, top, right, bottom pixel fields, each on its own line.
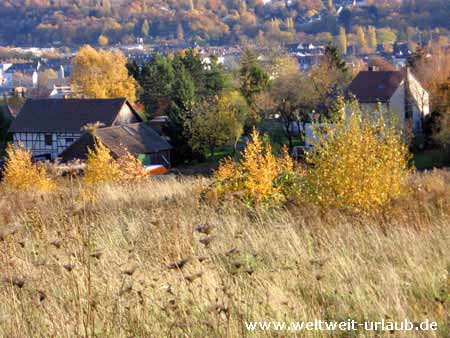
left=9, top=98, right=138, bottom=133
left=5, top=62, right=39, bottom=73
left=59, top=123, right=172, bottom=162
left=347, top=71, right=404, bottom=103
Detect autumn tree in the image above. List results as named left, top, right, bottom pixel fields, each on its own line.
left=71, top=45, right=137, bottom=103
left=83, top=138, right=121, bottom=187
left=98, top=34, right=109, bottom=46
left=0, top=0, right=449, bottom=47
left=211, top=129, right=298, bottom=207
left=269, top=55, right=299, bottom=79
left=377, top=28, right=397, bottom=47
left=355, top=26, right=368, bottom=53
left=306, top=45, right=350, bottom=117
left=141, top=19, right=150, bottom=37
left=412, top=43, right=450, bottom=113
left=368, top=26, right=377, bottom=51
left=186, top=90, right=248, bottom=157
left=2, top=143, right=55, bottom=192
left=305, top=101, right=411, bottom=214
left=337, top=26, right=347, bottom=55
left=367, top=55, right=395, bottom=71
left=270, top=72, right=305, bottom=149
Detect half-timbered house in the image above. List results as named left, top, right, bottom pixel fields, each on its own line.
left=8, top=98, right=142, bottom=160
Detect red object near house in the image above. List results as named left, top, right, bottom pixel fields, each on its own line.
left=145, top=165, right=168, bottom=175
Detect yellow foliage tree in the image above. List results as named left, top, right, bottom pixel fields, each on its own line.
left=212, top=129, right=299, bottom=207
left=83, top=138, right=149, bottom=189
left=97, top=34, right=109, bottom=46
left=71, top=45, right=137, bottom=103
left=2, top=143, right=55, bottom=192
left=304, top=103, right=411, bottom=214
left=83, top=138, right=121, bottom=187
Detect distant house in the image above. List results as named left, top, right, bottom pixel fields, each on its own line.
left=352, top=0, right=368, bottom=6
left=303, top=68, right=430, bottom=149
left=0, top=59, right=71, bottom=90
left=3, top=62, right=40, bottom=88
left=8, top=98, right=142, bottom=160
left=60, top=123, right=172, bottom=167
left=48, top=85, right=79, bottom=99
left=347, top=68, right=430, bottom=133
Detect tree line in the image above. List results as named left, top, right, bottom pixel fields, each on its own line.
left=65, top=42, right=450, bottom=166
left=0, top=0, right=448, bottom=48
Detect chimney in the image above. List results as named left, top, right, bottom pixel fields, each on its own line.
left=368, top=66, right=378, bottom=72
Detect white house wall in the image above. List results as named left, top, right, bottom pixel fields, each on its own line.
left=113, top=104, right=141, bottom=125
left=13, top=132, right=80, bottom=160
left=407, top=70, right=430, bottom=132
left=388, top=82, right=406, bottom=128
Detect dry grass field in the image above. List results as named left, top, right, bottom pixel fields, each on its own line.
left=1, top=172, right=450, bottom=337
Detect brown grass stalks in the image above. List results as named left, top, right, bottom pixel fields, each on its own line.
left=0, top=173, right=450, bottom=337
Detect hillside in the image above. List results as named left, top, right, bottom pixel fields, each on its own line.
left=1, top=173, right=450, bottom=336
left=0, top=0, right=449, bottom=47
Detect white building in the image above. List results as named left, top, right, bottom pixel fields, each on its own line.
left=347, top=68, right=430, bottom=133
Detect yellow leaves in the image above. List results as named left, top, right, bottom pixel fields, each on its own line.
left=83, top=138, right=149, bottom=188
left=304, top=109, right=412, bottom=214
left=212, top=104, right=411, bottom=215
left=212, top=129, right=298, bottom=207
left=2, top=143, right=55, bottom=193
left=81, top=139, right=150, bottom=201
left=97, top=34, right=109, bottom=46
left=83, top=139, right=121, bottom=187
left=241, top=130, right=281, bottom=205
left=71, top=45, right=137, bottom=103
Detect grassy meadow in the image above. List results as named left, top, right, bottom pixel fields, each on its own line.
left=1, top=172, right=450, bottom=337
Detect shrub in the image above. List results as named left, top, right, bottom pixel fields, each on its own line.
left=304, top=106, right=412, bottom=214
left=211, top=129, right=300, bottom=207
left=83, top=138, right=121, bottom=187
left=2, top=143, right=55, bottom=192
left=116, top=150, right=150, bottom=183
left=83, top=139, right=150, bottom=189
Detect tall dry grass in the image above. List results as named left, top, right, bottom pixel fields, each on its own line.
left=0, top=172, right=450, bottom=337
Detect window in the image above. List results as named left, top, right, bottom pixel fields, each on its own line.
left=44, top=134, right=52, bottom=146
left=65, top=138, right=74, bottom=144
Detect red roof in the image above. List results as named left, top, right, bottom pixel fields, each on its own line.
left=347, top=71, right=404, bottom=103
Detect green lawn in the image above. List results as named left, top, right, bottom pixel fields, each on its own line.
left=208, top=146, right=235, bottom=163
